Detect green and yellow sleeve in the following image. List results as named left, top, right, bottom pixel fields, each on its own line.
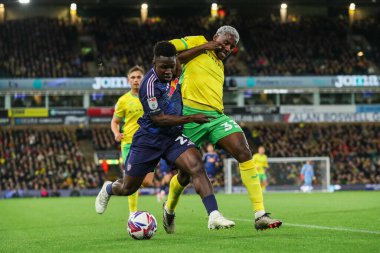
left=113, top=98, right=125, bottom=120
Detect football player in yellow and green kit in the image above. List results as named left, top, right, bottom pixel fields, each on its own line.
left=162, top=26, right=282, bottom=232
left=253, top=146, right=269, bottom=191
left=111, top=65, right=155, bottom=217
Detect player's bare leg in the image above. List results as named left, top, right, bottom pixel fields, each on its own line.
left=174, top=148, right=235, bottom=230
left=142, top=172, right=155, bottom=187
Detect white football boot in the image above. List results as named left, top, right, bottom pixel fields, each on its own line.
left=95, top=181, right=112, bottom=214
left=208, top=211, right=235, bottom=230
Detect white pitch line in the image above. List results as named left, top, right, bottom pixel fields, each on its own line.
left=233, top=218, right=380, bottom=235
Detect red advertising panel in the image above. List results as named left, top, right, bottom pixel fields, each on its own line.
left=87, top=107, right=114, bottom=117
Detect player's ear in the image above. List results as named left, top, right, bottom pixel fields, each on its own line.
left=213, top=34, right=218, bottom=41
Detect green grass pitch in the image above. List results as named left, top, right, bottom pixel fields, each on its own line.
left=1, top=192, right=379, bottom=253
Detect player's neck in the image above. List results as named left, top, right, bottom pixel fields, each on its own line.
left=130, top=89, right=139, bottom=96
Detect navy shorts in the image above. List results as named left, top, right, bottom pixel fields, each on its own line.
left=125, top=129, right=196, bottom=177
left=207, top=172, right=216, bottom=180
left=206, top=167, right=216, bottom=179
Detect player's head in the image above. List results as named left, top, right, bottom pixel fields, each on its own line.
left=213, top=25, right=239, bottom=60
left=206, top=143, right=214, bottom=153
left=127, top=65, right=144, bottom=90
left=153, top=41, right=177, bottom=82
left=258, top=146, right=265, bottom=154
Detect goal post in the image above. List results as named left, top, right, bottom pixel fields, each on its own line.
left=223, top=157, right=331, bottom=193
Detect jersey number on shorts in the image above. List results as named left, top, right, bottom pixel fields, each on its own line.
left=221, top=120, right=239, bottom=132
left=175, top=134, right=192, bottom=145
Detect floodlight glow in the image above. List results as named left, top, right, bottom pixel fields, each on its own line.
left=349, top=3, right=356, bottom=11
left=141, top=3, right=148, bottom=9
left=19, top=0, right=30, bottom=4
left=70, top=3, right=77, bottom=11
left=211, top=3, right=218, bottom=11
left=357, top=51, right=364, bottom=57
left=281, top=3, right=287, bottom=9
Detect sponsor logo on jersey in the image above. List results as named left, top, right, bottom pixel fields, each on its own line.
left=147, top=97, right=158, bottom=110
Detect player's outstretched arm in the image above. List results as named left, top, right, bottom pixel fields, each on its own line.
left=150, top=113, right=215, bottom=127
left=177, top=41, right=223, bottom=64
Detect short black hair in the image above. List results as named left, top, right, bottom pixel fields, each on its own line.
left=153, top=41, right=176, bottom=58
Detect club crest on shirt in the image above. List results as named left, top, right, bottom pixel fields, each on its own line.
left=147, top=97, right=158, bottom=110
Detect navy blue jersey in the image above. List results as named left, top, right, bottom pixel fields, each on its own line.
left=203, top=153, right=220, bottom=174
left=138, top=68, right=183, bottom=136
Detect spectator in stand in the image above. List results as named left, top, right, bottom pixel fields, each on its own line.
left=0, top=18, right=88, bottom=78
left=1, top=123, right=380, bottom=193
left=92, top=128, right=119, bottom=150
left=251, top=123, right=380, bottom=185
left=1, top=15, right=379, bottom=77
left=0, top=128, right=104, bottom=192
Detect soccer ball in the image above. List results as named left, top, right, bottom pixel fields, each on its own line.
left=127, top=211, right=157, bottom=240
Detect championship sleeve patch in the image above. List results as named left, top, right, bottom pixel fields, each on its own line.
left=147, top=97, right=158, bottom=110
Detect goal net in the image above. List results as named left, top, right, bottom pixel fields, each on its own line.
left=223, top=157, right=331, bottom=193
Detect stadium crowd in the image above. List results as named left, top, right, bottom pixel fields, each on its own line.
left=239, top=17, right=380, bottom=76
left=0, top=17, right=88, bottom=78
left=91, top=127, right=119, bottom=150
left=81, top=16, right=220, bottom=76
left=0, top=128, right=104, bottom=196
left=74, top=123, right=380, bottom=187
left=1, top=124, right=380, bottom=196
left=1, top=15, right=379, bottom=77
left=247, top=123, right=380, bottom=185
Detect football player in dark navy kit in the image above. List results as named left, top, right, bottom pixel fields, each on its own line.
left=95, top=41, right=235, bottom=230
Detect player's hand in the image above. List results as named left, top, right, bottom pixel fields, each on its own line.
left=202, top=41, right=223, bottom=51
left=190, top=114, right=216, bottom=124
left=114, top=132, right=124, bottom=142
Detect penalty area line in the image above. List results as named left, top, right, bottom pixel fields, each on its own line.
left=233, top=218, right=380, bottom=235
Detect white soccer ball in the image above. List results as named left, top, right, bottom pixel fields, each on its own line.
left=127, top=211, right=157, bottom=240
